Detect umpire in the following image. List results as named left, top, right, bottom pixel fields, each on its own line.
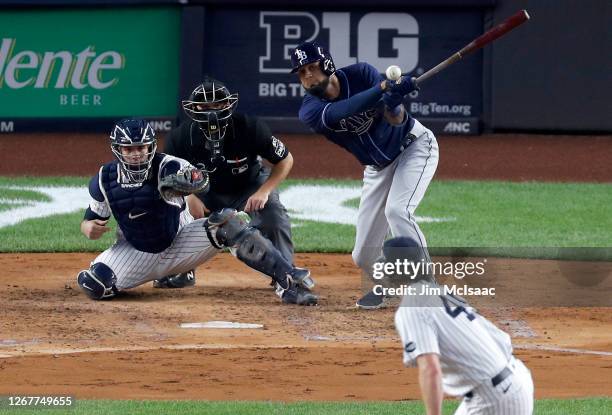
left=158, top=76, right=295, bottom=287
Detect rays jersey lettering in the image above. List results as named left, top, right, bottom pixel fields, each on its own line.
left=337, top=109, right=378, bottom=135
left=299, top=62, right=415, bottom=167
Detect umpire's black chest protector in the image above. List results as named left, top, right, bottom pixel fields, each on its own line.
left=101, top=156, right=182, bottom=253
left=186, top=116, right=263, bottom=193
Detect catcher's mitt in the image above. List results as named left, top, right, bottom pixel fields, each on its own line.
left=159, top=166, right=210, bottom=199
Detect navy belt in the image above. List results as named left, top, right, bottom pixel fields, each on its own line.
left=370, top=133, right=416, bottom=171
left=464, top=366, right=512, bottom=399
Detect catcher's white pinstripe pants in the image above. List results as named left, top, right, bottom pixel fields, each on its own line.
left=93, top=212, right=219, bottom=290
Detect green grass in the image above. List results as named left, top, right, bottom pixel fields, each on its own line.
left=0, top=188, right=51, bottom=202
left=0, top=176, right=88, bottom=187
left=291, top=219, right=356, bottom=252
left=343, top=180, right=612, bottom=247
left=1, top=177, right=611, bottom=254
left=0, top=398, right=610, bottom=414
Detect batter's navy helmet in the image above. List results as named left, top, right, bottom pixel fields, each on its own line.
left=383, top=236, right=433, bottom=282
left=383, top=236, right=421, bottom=260
left=290, top=41, right=336, bottom=76
left=110, top=118, right=157, bottom=183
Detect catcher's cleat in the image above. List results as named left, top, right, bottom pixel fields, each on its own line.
left=356, top=290, right=389, bottom=310
left=288, top=267, right=315, bottom=290
left=276, top=282, right=318, bottom=306
left=153, top=270, right=196, bottom=289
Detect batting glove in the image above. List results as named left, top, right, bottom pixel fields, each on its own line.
left=382, top=92, right=404, bottom=110
left=388, top=76, right=419, bottom=97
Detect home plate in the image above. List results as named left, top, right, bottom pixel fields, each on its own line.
left=180, top=321, right=264, bottom=329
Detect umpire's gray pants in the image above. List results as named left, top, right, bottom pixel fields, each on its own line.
left=198, top=168, right=294, bottom=263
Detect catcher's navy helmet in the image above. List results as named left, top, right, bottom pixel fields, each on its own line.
left=110, top=118, right=157, bottom=183
left=290, top=41, right=336, bottom=76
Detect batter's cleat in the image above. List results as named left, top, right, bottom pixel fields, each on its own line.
left=276, top=282, right=318, bottom=306
left=153, top=270, right=196, bottom=289
left=356, top=290, right=389, bottom=310
left=288, top=267, right=315, bottom=290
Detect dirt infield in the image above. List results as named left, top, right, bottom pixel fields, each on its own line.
left=0, top=253, right=610, bottom=400
left=1, top=132, right=611, bottom=181
left=1, top=132, right=611, bottom=401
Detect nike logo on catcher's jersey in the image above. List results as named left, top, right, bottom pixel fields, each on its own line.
left=128, top=211, right=148, bottom=220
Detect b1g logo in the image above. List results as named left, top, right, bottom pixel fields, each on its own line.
left=259, top=11, right=419, bottom=74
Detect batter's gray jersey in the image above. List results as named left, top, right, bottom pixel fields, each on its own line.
left=395, top=281, right=533, bottom=414
left=88, top=155, right=219, bottom=289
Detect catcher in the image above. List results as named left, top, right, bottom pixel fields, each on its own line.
left=76, top=118, right=317, bottom=306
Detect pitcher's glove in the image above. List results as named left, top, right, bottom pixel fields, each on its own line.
left=159, top=166, right=210, bottom=198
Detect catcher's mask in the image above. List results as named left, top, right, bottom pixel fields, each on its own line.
left=110, top=119, right=157, bottom=183
left=291, top=41, right=336, bottom=98
left=182, top=77, right=238, bottom=166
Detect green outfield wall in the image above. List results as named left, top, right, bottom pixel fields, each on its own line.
left=0, top=7, right=180, bottom=118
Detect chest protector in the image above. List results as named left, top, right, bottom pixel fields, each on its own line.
left=100, top=155, right=182, bottom=253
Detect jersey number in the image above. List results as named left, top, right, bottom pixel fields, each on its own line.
left=441, top=296, right=476, bottom=321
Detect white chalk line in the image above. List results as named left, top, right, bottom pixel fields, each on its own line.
left=1, top=341, right=610, bottom=359
left=506, top=318, right=611, bottom=356
left=514, top=344, right=612, bottom=357
left=0, top=343, right=304, bottom=359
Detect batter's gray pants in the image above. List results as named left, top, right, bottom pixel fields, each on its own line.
left=352, top=119, right=439, bottom=273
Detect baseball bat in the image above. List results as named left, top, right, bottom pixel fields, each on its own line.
left=414, top=9, right=530, bottom=85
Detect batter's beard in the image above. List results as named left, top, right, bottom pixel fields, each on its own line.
left=305, top=77, right=330, bottom=99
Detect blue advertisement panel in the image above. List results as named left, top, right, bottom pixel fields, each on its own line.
left=203, top=9, right=483, bottom=132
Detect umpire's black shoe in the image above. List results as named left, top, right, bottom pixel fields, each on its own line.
left=356, top=290, right=389, bottom=310
left=153, top=270, right=196, bottom=289
left=277, top=282, right=318, bottom=306
left=288, top=267, right=315, bottom=290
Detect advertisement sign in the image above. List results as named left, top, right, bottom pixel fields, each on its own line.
left=202, top=9, right=483, bottom=132
left=0, top=8, right=180, bottom=118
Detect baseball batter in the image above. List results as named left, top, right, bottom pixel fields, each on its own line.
left=290, top=41, right=439, bottom=309
left=76, top=118, right=317, bottom=306
left=388, top=237, right=534, bottom=414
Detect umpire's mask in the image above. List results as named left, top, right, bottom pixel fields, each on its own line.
left=182, top=77, right=238, bottom=166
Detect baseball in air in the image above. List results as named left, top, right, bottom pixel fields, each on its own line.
left=385, top=65, right=402, bottom=81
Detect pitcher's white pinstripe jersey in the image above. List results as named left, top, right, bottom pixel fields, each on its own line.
left=395, top=281, right=533, bottom=414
